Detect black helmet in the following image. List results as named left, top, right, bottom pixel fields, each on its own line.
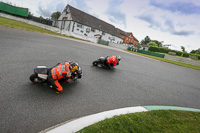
left=69, top=62, right=82, bottom=78
left=69, top=62, right=79, bottom=72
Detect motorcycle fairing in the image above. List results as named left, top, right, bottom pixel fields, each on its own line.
left=34, top=68, right=48, bottom=75
left=99, top=57, right=105, bottom=61
left=38, top=74, right=48, bottom=79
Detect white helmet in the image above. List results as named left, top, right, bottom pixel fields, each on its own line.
left=116, top=55, right=121, bottom=61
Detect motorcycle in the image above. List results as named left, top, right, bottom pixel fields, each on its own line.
left=93, top=57, right=114, bottom=68
left=30, top=66, right=82, bottom=84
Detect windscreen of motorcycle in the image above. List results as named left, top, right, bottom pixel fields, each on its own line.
left=38, top=74, right=48, bottom=79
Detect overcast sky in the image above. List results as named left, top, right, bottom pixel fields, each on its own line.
left=2, top=0, right=200, bottom=52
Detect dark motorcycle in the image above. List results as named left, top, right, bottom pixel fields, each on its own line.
left=93, top=57, right=114, bottom=68
left=30, top=66, right=82, bottom=84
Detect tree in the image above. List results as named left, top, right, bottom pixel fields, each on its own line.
left=140, top=36, right=151, bottom=45
left=151, top=40, right=162, bottom=47
left=190, top=48, right=200, bottom=54
left=181, top=46, right=185, bottom=52
left=181, top=46, right=185, bottom=57
left=147, top=42, right=157, bottom=47
left=51, top=11, right=61, bottom=20
left=28, top=11, right=33, bottom=16
left=39, top=16, right=44, bottom=19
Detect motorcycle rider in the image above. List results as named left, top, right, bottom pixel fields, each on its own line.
left=104, top=55, right=121, bottom=68
left=48, top=61, right=82, bottom=93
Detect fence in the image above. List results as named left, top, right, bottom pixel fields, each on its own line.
left=27, top=15, right=53, bottom=26
left=0, top=2, right=28, bottom=17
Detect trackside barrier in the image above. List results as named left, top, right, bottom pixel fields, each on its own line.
left=98, top=39, right=109, bottom=46
left=127, top=47, right=165, bottom=58
left=0, top=2, right=28, bottom=17
left=137, top=50, right=165, bottom=58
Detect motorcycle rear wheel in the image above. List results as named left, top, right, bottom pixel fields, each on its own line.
left=93, top=60, right=99, bottom=66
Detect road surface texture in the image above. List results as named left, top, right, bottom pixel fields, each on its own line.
left=0, top=27, right=200, bottom=133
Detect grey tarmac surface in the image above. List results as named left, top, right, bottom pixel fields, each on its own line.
left=0, top=27, right=200, bottom=133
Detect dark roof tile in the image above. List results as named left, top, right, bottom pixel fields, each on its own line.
left=68, top=5, right=121, bottom=38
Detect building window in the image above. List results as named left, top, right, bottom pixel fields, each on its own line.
left=77, top=23, right=84, bottom=28
left=86, top=28, right=90, bottom=33
left=63, top=17, right=68, bottom=20
left=91, top=28, right=95, bottom=32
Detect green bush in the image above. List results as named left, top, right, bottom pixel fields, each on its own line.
left=174, top=51, right=182, bottom=56
left=183, top=52, right=190, bottom=58
left=149, top=46, right=169, bottom=53
left=143, top=46, right=200, bottom=60
left=127, top=47, right=131, bottom=51
left=148, top=46, right=199, bottom=59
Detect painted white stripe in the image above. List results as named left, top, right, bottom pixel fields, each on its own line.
left=47, top=106, right=147, bottom=133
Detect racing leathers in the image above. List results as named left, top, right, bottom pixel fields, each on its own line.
left=48, top=62, right=72, bottom=92
left=104, top=56, right=118, bottom=68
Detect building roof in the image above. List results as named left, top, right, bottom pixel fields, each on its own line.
left=116, top=28, right=139, bottom=42
left=67, top=5, right=121, bottom=38
left=116, top=28, right=131, bottom=36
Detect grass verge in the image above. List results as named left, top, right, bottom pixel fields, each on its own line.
left=0, top=16, right=86, bottom=41
left=126, top=50, right=200, bottom=71
left=77, top=110, right=200, bottom=133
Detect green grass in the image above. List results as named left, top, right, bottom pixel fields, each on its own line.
left=0, top=16, right=85, bottom=41
left=77, top=110, right=200, bottom=133
left=126, top=50, right=200, bottom=71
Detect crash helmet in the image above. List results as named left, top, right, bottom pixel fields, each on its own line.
left=116, top=55, right=121, bottom=61
left=69, top=62, right=80, bottom=72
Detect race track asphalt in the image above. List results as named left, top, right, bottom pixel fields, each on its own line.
left=0, top=27, right=200, bottom=133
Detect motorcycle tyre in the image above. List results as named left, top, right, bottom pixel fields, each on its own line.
left=93, top=60, right=99, bottom=66
left=30, top=74, right=39, bottom=83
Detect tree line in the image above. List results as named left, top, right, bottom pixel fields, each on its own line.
left=140, top=36, right=199, bottom=54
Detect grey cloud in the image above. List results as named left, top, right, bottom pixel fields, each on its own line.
left=136, top=14, right=194, bottom=36
left=69, top=0, right=100, bottom=18
left=105, top=0, right=126, bottom=27
left=56, top=2, right=66, bottom=12
left=171, top=30, right=194, bottom=36
left=38, top=5, right=52, bottom=17
left=150, top=0, right=200, bottom=15
left=176, top=23, right=186, bottom=27
left=69, top=0, right=91, bottom=13
left=164, top=20, right=194, bottom=36
left=135, top=14, right=161, bottom=30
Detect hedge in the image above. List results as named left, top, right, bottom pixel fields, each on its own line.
left=148, top=46, right=200, bottom=60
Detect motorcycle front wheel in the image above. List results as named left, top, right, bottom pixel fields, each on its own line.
left=30, top=74, right=39, bottom=83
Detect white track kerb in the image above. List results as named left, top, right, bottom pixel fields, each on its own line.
left=41, top=106, right=200, bottom=133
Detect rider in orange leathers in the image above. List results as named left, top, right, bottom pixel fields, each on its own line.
left=48, top=61, right=82, bottom=92
left=104, top=55, right=121, bottom=68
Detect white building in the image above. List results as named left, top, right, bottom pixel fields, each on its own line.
left=57, top=5, right=123, bottom=43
